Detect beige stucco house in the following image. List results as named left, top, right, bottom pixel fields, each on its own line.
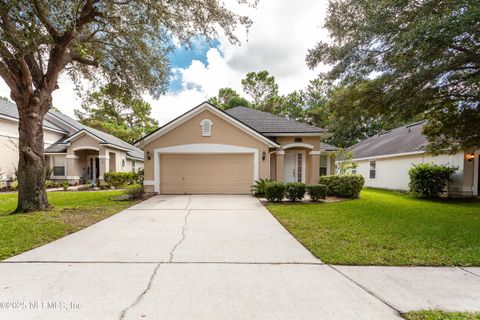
left=0, top=100, right=143, bottom=185
left=349, top=121, right=479, bottom=197
left=135, top=101, right=336, bottom=194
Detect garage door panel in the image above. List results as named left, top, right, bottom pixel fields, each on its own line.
left=160, top=154, right=253, bottom=194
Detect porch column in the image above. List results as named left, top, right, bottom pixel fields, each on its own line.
left=310, top=151, right=320, bottom=184
left=275, top=151, right=285, bottom=182
left=98, top=147, right=109, bottom=181
left=66, top=154, right=80, bottom=180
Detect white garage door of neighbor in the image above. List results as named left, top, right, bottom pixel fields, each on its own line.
left=160, top=153, right=254, bottom=194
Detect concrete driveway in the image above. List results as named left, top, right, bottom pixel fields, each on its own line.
left=0, top=195, right=402, bottom=320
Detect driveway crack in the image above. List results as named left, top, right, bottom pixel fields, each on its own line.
left=169, top=208, right=192, bottom=262
left=118, top=263, right=161, bottom=320
left=118, top=196, right=192, bottom=319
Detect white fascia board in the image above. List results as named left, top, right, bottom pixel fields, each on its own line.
left=352, top=150, right=426, bottom=161
left=64, top=129, right=103, bottom=143
left=140, top=102, right=279, bottom=148
left=0, top=114, right=67, bottom=135
left=126, top=155, right=144, bottom=161
left=282, top=142, right=315, bottom=150
left=101, top=143, right=132, bottom=152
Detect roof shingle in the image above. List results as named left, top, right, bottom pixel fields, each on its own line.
left=349, top=121, right=428, bottom=159
left=225, top=106, right=324, bottom=135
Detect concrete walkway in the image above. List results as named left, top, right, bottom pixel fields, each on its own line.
left=0, top=195, right=478, bottom=319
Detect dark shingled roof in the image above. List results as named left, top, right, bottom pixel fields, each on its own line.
left=349, top=121, right=428, bottom=159
left=321, top=142, right=337, bottom=151
left=0, top=100, right=143, bottom=160
left=226, top=106, right=324, bottom=135
left=0, top=99, right=67, bottom=133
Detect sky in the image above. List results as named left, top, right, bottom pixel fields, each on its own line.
left=0, top=0, right=330, bottom=126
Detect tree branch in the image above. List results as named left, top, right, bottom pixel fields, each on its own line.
left=32, top=0, right=61, bottom=40
left=70, top=53, right=99, bottom=66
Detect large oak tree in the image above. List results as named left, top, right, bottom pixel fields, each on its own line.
left=0, top=0, right=254, bottom=212
left=307, top=0, right=480, bottom=153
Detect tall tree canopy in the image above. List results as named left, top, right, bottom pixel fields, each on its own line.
left=0, top=0, right=254, bottom=212
left=75, top=85, right=158, bottom=144
left=241, top=70, right=281, bottom=113
left=208, top=87, right=250, bottom=110
left=307, top=0, right=480, bottom=152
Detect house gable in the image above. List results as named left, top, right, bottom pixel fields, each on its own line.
left=136, top=102, right=278, bottom=148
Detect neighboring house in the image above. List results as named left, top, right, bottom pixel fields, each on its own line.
left=349, top=121, right=479, bottom=197
left=0, top=100, right=143, bottom=184
left=135, top=101, right=336, bottom=194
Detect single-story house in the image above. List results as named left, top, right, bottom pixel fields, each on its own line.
left=0, top=99, right=143, bottom=184
left=349, top=121, right=479, bottom=197
left=135, top=101, right=337, bottom=194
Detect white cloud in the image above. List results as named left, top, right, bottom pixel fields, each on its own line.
left=0, top=0, right=330, bottom=126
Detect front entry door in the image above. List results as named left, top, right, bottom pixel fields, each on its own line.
left=87, top=156, right=100, bottom=181
left=284, top=151, right=305, bottom=183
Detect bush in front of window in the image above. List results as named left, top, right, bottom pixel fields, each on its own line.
left=285, top=182, right=306, bottom=202
left=319, top=174, right=365, bottom=198
left=307, top=184, right=328, bottom=201
left=408, top=163, right=457, bottom=198
left=265, top=181, right=286, bottom=202
left=104, top=172, right=136, bottom=188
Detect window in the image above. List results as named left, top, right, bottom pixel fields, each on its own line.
left=369, top=160, right=376, bottom=179
left=297, top=153, right=303, bottom=182
left=53, top=156, right=65, bottom=176
left=122, top=159, right=126, bottom=169
left=320, top=155, right=328, bottom=176
left=200, top=119, right=213, bottom=136
left=131, top=160, right=136, bottom=173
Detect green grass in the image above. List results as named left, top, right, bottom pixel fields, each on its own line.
left=267, top=189, right=480, bottom=266
left=403, top=310, right=480, bottom=320
left=0, top=190, right=137, bottom=260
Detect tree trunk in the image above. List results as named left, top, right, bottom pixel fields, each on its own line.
left=15, top=99, right=49, bottom=213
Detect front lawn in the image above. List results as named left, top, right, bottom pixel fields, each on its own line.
left=267, top=189, right=480, bottom=266
left=0, top=190, right=137, bottom=260
left=403, top=310, right=480, bottom=320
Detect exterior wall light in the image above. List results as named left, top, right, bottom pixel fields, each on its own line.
left=262, top=151, right=266, bottom=161
left=146, top=151, right=151, bottom=160
left=467, top=153, right=475, bottom=162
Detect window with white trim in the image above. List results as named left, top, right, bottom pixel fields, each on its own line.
left=200, top=119, right=213, bottom=136
left=53, top=156, right=65, bottom=176
left=369, top=160, right=376, bottom=179
left=320, top=155, right=328, bottom=176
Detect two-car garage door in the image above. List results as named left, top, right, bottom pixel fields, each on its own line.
left=160, top=154, right=253, bottom=194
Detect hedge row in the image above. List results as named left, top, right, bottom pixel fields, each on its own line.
left=263, top=174, right=365, bottom=202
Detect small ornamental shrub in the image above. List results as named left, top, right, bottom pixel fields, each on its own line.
left=408, top=163, right=457, bottom=198
left=285, top=182, right=306, bottom=202
left=125, top=183, right=144, bottom=198
left=307, top=184, right=328, bottom=201
left=61, top=181, right=69, bottom=191
left=9, top=180, right=18, bottom=191
left=104, top=172, right=135, bottom=188
left=251, top=178, right=274, bottom=197
left=134, top=168, right=144, bottom=184
left=45, top=180, right=58, bottom=188
left=265, top=181, right=286, bottom=202
left=319, top=174, right=365, bottom=198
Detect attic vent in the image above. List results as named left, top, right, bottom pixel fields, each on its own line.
left=200, top=119, right=213, bottom=137
left=294, top=138, right=303, bottom=143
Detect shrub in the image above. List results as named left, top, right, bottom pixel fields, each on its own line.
left=61, top=181, right=69, bottom=191
left=319, top=174, right=365, bottom=198
left=125, top=183, right=144, bottom=198
left=251, top=178, right=274, bottom=196
left=408, top=163, right=457, bottom=198
left=285, top=182, right=306, bottom=202
left=9, top=180, right=18, bottom=191
left=265, top=181, right=286, bottom=202
left=104, top=172, right=135, bottom=188
left=134, top=168, right=144, bottom=184
left=307, top=184, right=328, bottom=201
left=45, top=180, right=57, bottom=188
